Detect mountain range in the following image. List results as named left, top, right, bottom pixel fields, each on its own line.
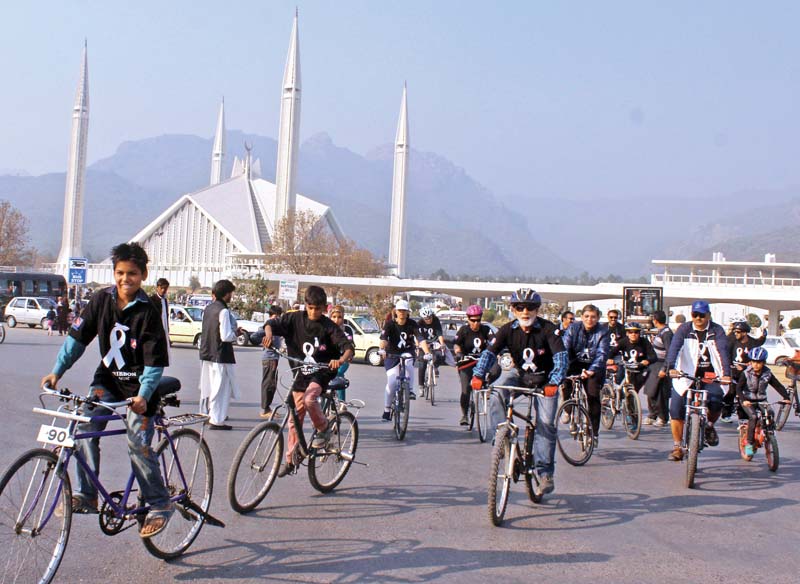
left=1, top=132, right=799, bottom=277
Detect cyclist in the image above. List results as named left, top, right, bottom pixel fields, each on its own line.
left=416, top=306, right=447, bottom=388
left=666, top=300, right=731, bottom=461
left=736, top=347, right=791, bottom=457
left=563, top=304, right=610, bottom=446
left=642, top=310, right=673, bottom=426
left=453, top=304, right=495, bottom=425
left=607, top=309, right=626, bottom=384
left=606, top=322, right=656, bottom=393
left=379, top=300, right=432, bottom=420
left=40, top=242, right=172, bottom=538
left=722, top=320, right=767, bottom=422
left=556, top=310, right=575, bottom=336
left=262, top=286, right=354, bottom=476
left=471, top=288, right=567, bottom=497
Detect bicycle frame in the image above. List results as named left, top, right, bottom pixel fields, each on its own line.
left=681, top=387, right=709, bottom=450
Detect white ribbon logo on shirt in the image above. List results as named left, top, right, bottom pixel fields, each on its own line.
left=302, top=341, right=317, bottom=374
left=102, top=323, right=130, bottom=369
left=398, top=332, right=408, bottom=349
left=735, top=347, right=745, bottom=363
left=472, top=337, right=482, bottom=354
left=698, top=342, right=711, bottom=366
left=521, top=348, right=537, bottom=371
left=627, top=350, right=639, bottom=364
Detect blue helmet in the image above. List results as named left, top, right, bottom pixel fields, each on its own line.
left=691, top=300, right=711, bottom=315
left=509, top=288, right=542, bottom=308
left=748, top=347, right=768, bottom=362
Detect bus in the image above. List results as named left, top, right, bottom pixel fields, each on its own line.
left=0, top=271, right=67, bottom=308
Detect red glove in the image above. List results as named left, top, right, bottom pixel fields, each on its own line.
left=471, top=377, right=484, bottom=390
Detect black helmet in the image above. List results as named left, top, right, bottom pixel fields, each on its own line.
left=624, top=322, right=642, bottom=332
left=731, top=321, right=751, bottom=333
left=509, top=288, right=542, bottom=308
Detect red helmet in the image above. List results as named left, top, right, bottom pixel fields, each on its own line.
left=466, top=305, right=483, bottom=317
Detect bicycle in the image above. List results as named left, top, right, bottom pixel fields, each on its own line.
left=0, top=320, right=5, bottom=344
left=487, top=375, right=548, bottom=527
left=600, top=363, right=643, bottom=440
left=0, top=379, right=221, bottom=584
left=421, top=343, right=443, bottom=406
left=227, top=352, right=362, bottom=513
left=555, top=374, right=595, bottom=466
left=456, top=355, right=479, bottom=434
left=385, top=352, right=419, bottom=440
left=737, top=398, right=781, bottom=472
left=673, top=371, right=720, bottom=489
left=775, top=363, right=799, bottom=431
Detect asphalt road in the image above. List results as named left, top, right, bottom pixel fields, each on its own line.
left=1, top=326, right=799, bottom=583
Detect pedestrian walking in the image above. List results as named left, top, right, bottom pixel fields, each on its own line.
left=56, top=296, right=70, bottom=336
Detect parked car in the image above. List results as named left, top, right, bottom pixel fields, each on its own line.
left=762, top=335, right=800, bottom=365
left=231, top=311, right=263, bottom=346
left=344, top=314, right=383, bottom=366
left=3, top=297, right=58, bottom=328
left=168, top=305, right=204, bottom=347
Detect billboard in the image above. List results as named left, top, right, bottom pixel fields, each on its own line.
left=622, top=287, right=663, bottom=322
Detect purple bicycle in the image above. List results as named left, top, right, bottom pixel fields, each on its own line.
left=0, top=379, right=223, bottom=584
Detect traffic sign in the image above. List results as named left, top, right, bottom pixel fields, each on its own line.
left=278, top=279, right=299, bottom=302
left=68, top=257, right=88, bottom=285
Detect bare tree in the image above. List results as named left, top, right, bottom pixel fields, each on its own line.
left=0, top=200, right=35, bottom=265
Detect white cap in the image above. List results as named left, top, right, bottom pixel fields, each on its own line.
left=395, top=300, right=410, bottom=311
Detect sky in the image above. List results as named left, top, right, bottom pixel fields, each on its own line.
left=1, top=1, right=798, bottom=201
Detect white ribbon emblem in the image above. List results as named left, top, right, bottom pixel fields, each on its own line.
left=521, top=347, right=537, bottom=371
left=610, top=333, right=618, bottom=347
left=735, top=347, right=745, bottom=363
left=698, top=341, right=711, bottom=366
left=627, top=350, right=639, bottom=364
left=302, top=341, right=317, bottom=374
left=398, top=332, right=408, bottom=349
left=472, top=337, right=482, bottom=354
left=102, top=323, right=130, bottom=369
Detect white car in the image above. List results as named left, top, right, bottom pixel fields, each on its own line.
left=3, top=297, right=58, bottom=328
left=762, top=335, right=800, bottom=365
left=231, top=312, right=263, bottom=346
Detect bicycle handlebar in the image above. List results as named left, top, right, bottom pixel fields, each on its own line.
left=491, top=384, right=545, bottom=396
left=40, top=384, right=132, bottom=411
left=671, top=371, right=722, bottom=384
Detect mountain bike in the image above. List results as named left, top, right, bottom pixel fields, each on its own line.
left=737, top=398, right=781, bottom=472
left=775, top=364, right=799, bottom=431
left=386, top=352, right=419, bottom=440
left=673, top=372, right=720, bottom=488
left=487, top=375, right=548, bottom=527
left=421, top=343, right=443, bottom=406
left=556, top=374, right=595, bottom=466
left=600, top=363, right=642, bottom=439
left=0, top=379, right=221, bottom=584
left=227, top=353, right=362, bottom=513
left=456, top=355, right=480, bottom=434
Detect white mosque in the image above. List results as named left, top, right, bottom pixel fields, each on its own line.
left=56, top=13, right=410, bottom=287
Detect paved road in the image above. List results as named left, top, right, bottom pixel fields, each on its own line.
left=1, top=326, right=799, bottom=583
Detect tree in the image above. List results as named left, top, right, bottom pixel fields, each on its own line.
left=188, top=275, right=201, bottom=293
left=483, top=308, right=497, bottom=323
left=746, top=313, right=762, bottom=329
left=788, top=317, right=800, bottom=330
left=0, top=200, right=35, bottom=265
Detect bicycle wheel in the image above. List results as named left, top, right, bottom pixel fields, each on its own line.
left=308, top=412, right=359, bottom=493
left=143, top=429, right=213, bottom=560
left=467, top=391, right=476, bottom=431
left=765, top=435, right=779, bottom=472
left=429, top=365, right=436, bottom=406
left=523, top=429, right=542, bottom=504
left=395, top=382, right=410, bottom=441
left=600, top=384, right=616, bottom=430
left=556, top=400, right=594, bottom=466
left=737, top=425, right=751, bottom=461
left=0, top=325, right=5, bottom=344
left=487, top=427, right=512, bottom=526
left=420, top=365, right=429, bottom=400
left=622, top=389, right=642, bottom=440
left=476, top=391, right=490, bottom=443
left=0, top=448, right=72, bottom=584
left=775, top=395, right=793, bottom=431
left=685, top=414, right=701, bottom=489
left=227, top=421, right=283, bottom=514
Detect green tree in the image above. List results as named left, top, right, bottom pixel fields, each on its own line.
left=188, top=275, right=201, bottom=293
left=746, top=313, right=762, bottom=329
left=0, top=200, right=36, bottom=265
left=483, top=308, right=497, bottom=323
left=788, top=317, right=800, bottom=330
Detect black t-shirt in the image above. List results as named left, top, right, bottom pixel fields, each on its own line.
left=608, top=323, right=625, bottom=350
left=612, top=337, right=657, bottom=365
left=69, top=287, right=168, bottom=400
left=454, top=324, right=495, bottom=357
left=729, top=333, right=767, bottom=369
left=489, top=318, right=564, bottom=375
left=693, top=328, right=714, bottom=377
left=417, top=315, right=443, bottom=343
left=267, top=311, right=354, bottom=366
left=381, top=319, right=422, bottom=355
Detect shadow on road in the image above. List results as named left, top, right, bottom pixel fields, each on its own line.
left=170, top=536, right=612, bottom=582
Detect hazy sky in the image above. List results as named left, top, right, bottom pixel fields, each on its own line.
left=2, top=1, right=798, bottom=201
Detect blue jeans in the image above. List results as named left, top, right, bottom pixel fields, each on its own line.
left=490, top=370, right=558, bottom=477
left=75, top=387, right=170, bottom=508
left=669, top=383, right=724, bottom=421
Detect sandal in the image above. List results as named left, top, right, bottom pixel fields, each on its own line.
left=139, top=505, right=174, bottom=539
left=71, top=495, right=98, bottom=514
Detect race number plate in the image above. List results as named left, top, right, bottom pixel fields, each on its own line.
left=36, top=424, right=74, bottom=448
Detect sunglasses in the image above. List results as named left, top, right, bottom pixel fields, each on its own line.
left=691, top=312, right=709, bottom=318
left=608, top=316, right=618, bottom=320
left=468, top=318, right=481, bottom=323
left=512, top=304, right=538, bottom=312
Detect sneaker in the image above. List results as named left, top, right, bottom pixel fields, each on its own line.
left=560, top=411, right=570, bottom=424
left=409, top=391, right=417, bottom=400
left=720, top=415, right=733, bottom=424
left=705, top=425, right=719, bottom=447
left=381, top=411, right=391, bottom=422
left=310, top=423, right=331, bottom=448
left=668, top=446, right=684, bottom=461
left=536, top=475, right=555, bottom=496
left=654, top=418, right=667, bottom=427
left=259, top=408, right=272, bottom=419
left=744, top=444, right=755, bottom=457
left=459, top=415, right=468, bottom=426
left=642, top=417, right=654, bottom=426
left=277, top=461, right=296, bottom=478
left=592, top=434, right=599, bottom=449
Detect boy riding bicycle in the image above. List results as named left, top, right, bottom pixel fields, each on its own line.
left=40, top=242, right=172, bottom=538
left=261, top=286, right=354, bottom=476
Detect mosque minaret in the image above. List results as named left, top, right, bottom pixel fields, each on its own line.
left=388, top=84, right=409, bottom=277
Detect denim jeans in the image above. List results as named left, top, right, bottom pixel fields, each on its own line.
left=490, top=370, right=558, bottom=477
left=75, top=387, right=170, bottom=508
left=669, top=383, right=724, bottom=422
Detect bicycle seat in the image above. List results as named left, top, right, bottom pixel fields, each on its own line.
left=328, top=377, right=350, bottom=391
left=156, top=376, right=182, bottom=397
